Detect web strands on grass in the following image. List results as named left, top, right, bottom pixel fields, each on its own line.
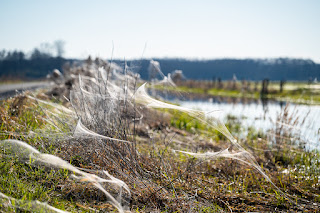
left=70, top=75, right=135, bottom=143
left=0, top=94, right=76, bottom=141
left=148, top=60, right=164, bottom=81
left=0, top=139, right=131, bottom=213
left=133, top=82, right=290, bottom=202
left=67, top=63, right=144, bottom=196
left=0, top=192, right=67, bottom=213
left=134, top=83, right=235, bottom=143
left=27, top=95, right=75, bottom=116
left=43, top=63, right=298, bottom=207
left=147, top=60, right=179, bottom=100
left=152, top=73, right=176, bottom=87
left=0, top=61, right=157, bottom=212
left=73, top=119, right=132, bottom=144
left=0, top=59, right=293, bottom=211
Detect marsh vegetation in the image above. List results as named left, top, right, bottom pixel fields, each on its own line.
left=0, top=59, right=319, bottom=212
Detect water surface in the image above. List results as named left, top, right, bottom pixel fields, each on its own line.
left=179, top=99, right=320, bottom=149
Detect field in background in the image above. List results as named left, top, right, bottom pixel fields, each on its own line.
left=161, top=80, right=320, bottom=104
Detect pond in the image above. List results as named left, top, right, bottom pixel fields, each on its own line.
left=178, top=98, right=320, bottom=150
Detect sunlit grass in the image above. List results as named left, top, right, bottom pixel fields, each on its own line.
left=1, top=74, right=320, bottom=212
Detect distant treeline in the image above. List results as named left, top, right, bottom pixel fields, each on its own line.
left=0, top=40, right=70, bottom=80
left=0, top=49, right=71, bottom=80
left=1, top=49, right=320, bottom=82
left=117, top=58, right=320, bottom=81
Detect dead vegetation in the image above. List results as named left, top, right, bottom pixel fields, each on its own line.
left=0, top=58, right=320, bottom=212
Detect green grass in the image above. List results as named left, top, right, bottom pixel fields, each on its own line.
left=0, top=158, right=75, bottom=211
left=1, top=93, right=320, bottom=212
left=0, top=95, right=97, bottom=212
left=164, top=107, right=320, bottom=211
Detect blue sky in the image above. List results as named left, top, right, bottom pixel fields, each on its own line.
left=1, top=0, right=319, bottom=61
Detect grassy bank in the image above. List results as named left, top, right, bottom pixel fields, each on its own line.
left=1, top=59, right=320, bottom=212
left=158, top=80, right=320, bottom=104
left=1, top=93, right=319, bottom=212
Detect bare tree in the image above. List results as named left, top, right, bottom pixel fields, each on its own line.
left=53, top=40, right=65, bottom=57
